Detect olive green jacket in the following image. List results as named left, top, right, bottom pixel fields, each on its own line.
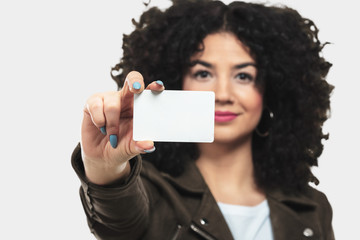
left=72, top=145, right=335, bottom=240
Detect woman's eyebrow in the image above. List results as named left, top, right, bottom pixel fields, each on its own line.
left=189, top=60, right=212, bottom=68
left=189, top=60, right=256, bottom=69
left=234, top=62, right=257, bottom=69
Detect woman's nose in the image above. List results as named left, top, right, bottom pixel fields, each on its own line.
left=214, top=77, right=233, bottom=104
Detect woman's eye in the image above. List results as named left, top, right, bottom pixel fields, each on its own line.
left=193, top=70, right=212, bottom=80
left=236, top=73, right=254, bottom=82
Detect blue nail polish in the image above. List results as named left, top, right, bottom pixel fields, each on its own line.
left=155, top=80, right=164, bottom=86
left=133, top=82, right=141, bottom=90
left=100, top=126, right=106, bottom=135
left=110, top=135, right=118, bottom=148
left=144, top=146, right=156, bottom=153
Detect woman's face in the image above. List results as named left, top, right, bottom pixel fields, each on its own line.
left=182, top=32, right=263, bottom=144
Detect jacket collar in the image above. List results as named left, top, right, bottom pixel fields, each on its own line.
left=161, top=159, right=318, bottom=209
left=266, top=188, right=318, bottom=209
left=160, top=159, right=207, bottom=194
left=159, top=159, right=320, bottom=240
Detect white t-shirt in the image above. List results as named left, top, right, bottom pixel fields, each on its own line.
left=217, top=200, right=274, bottom=240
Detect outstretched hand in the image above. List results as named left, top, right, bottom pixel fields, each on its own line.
left=81, top=71, right=165, bottom=185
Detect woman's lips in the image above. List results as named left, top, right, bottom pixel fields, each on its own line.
left=215, top=111, right=239, bottom=122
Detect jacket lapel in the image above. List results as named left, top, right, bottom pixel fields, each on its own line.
left=190, top=187, right=234, bottom=240
left=267, top=190, right=321, bottom=240
left=161, top=161, right=234, bottom=239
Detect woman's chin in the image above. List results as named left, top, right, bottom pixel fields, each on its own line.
left=212, top=131, right=253, bottom=146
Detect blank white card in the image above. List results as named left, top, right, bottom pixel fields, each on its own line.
left=133, top=90, right=214, bottom=142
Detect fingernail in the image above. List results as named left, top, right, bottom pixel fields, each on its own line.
left=133, top=82, right=141, bottom=90
left=110, top=135, right=118, bottom=148
left=144, top=146, right=156, bottom=153
left=155, top=80, right=164, bottom=86
left=100, top=126, right=106, bottom=135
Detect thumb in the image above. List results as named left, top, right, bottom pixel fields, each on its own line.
left=133, top=140, right=156, bottom=154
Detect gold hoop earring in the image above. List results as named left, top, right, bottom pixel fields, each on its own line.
left=255, top=107, right=274, bottom=137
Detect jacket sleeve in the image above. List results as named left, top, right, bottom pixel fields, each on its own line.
left=71, top=144, right=149, bottom=240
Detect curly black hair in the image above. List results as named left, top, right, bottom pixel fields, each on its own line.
left=111, top=0, right=333, bottom=193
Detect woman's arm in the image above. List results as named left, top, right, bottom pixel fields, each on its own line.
left=72, top=144, right=149, bottom=239
left=76, top=71, right=164, bottom=238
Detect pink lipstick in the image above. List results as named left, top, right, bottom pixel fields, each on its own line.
left=215, top=111, right=238, bottom=122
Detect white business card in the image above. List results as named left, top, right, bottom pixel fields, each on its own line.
left=133, top=90, right=214, bottom=142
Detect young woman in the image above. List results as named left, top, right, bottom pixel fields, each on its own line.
left=72, top=0, right=334, bottom=239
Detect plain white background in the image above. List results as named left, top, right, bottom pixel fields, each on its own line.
left=1, top=0, right=358, bottom=239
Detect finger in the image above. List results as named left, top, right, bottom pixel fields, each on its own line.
left=86, top=95, right=106, bottom=132
left=134, top=141, right=156, bottom=154
left=103, top=92, right=121, bottom=147
left=145, top=80, right=165, bottom=92
left=121, top=71, right=145, bottom=98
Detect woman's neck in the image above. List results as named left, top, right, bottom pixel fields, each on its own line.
left=195, top=136, right=265, bottom=206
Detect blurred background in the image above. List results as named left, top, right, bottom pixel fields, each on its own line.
left=0, top=0, right=358, bottom=239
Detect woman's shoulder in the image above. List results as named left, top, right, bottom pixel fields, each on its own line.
left=305, top=186, right=332, bottom=205
left=302, top=185, right=332, bottom=211
left=267, top=185, right=331, bottom=208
